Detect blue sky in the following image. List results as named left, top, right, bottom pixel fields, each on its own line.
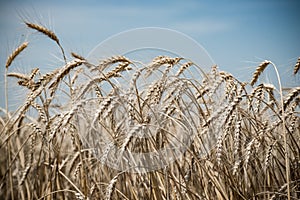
left=0, top=0, right=299, bottom=109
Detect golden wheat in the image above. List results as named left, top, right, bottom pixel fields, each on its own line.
left=71, top=52, right=86, bottom=61
left=294, top=57, right=300, bottom=75
left=25, top=22, right=66, bottom=62
left=250, top=60, right=271, bottom=86
left=49, top=59, right=83, bottom=96
left=1, top=21, right=299, bottom=200
left=5, top=42, right=28, bottom=69
left=283, top=87, right=300, bottom=110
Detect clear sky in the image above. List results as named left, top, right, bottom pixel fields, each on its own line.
left=0, top=0, right=299, bottom=109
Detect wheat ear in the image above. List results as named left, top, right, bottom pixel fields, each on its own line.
left=6, top=42, right=28, bottom=69
left=283, top=87, right=300, bottom=110
left=175, top=61, right=193, bottom=77
left=5, top=41, right=28, bottom=115
left=7, top=72, right=30, bottom=80
left=71, top=52, right=86, bottom=61
left=25, top=22, right=66, bottom=62
left=264, top=141, right=276, bottom=170
left=105, top=174, right=119, bottom=200
left=7, top=71, right=39, bottom=90
left=145, top=56, right=182, bottom=77
left=293, top=57, right=300, bottom=75
left=48, top=59, right=83, bottom=96
left=250, top=60, right=270, bottom=86
left=20, top=123, right=41, bottom=185
left=94, top=55, right=131, bottom=72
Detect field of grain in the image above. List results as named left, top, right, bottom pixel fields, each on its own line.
left=0, top=22, right=299, bottom=200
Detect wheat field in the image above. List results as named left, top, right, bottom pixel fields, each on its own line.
left=0, top=22, right=299, bottom=200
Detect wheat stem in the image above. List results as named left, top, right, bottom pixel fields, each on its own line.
left=5, top=68, right=8, bottom=119
left=270, top=61, right=290, bottom=200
